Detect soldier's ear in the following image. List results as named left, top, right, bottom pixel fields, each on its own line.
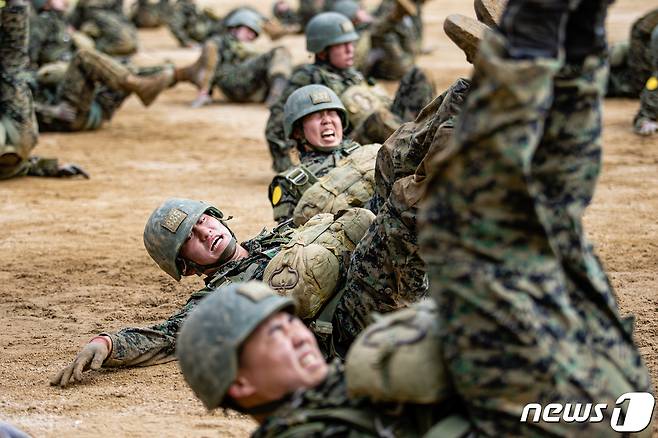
left=227, top=376, right=258, bottom=400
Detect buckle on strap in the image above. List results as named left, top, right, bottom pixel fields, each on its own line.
left=343, top=142, right=360, bottom=155
left=310, top=320, right=333, bottom=337
left=285, top=167, right=309, bottom=186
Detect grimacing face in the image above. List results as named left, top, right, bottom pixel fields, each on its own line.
left=231, top=25, right=258, bottom=42
left=328, top=41, right=355, bottom=69
left=301, top=109, right=343, bottom=149
left=179, top=213, right=232, bottom=266
left=230, top=312, right=328, bottom=405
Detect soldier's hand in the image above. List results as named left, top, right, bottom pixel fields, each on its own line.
left=50, top=337, right=110, bottom=387
left=38, top=102, right=77, bottom=122
left=56, top=163, right=90, bottom=179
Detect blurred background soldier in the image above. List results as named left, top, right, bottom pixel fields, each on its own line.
left=172, top=8, right=292, bottom=108
left=129, top=0, right=170, bottom=28
left=607, top=8, right=658, bottom=135
left=68, top=0, right=138, bottom=56
left=29, top=0, right=173, bottom=131
left=1, top=0, right=87, bottom=179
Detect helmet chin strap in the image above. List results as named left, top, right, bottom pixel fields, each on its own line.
left=183, top=237, right=239, bottom=276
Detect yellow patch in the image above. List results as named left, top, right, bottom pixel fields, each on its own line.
left=271, top=185, right=283, bottom=205
left=646, top=76, right=658, bottom=91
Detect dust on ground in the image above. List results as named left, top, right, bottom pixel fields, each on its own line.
left=1, top=0, right=657, bottom=436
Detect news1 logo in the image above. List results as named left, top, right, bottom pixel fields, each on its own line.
left=520, top=392, right=655, bottom=432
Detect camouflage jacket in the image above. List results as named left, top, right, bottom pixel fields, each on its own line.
left=68, top=0, right=124, bottom=29
left=268, top=140, right=362, bottom=223
left=28, top=10, right=74, bottom=70
left=372, top=0, right=423, bottom=55
left=102, top=227, right=292, bottom=368
left=253, top=361, right=461, bottom=437
left=209, top=32, right=260, bottom=84
left=166, top=0, right=219, bottom=46
left=265, top=61, right=365, bottom=152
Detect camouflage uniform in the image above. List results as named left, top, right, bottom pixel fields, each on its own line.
left=28, top=9, right=74, bottom=68
left=68, top=0, right=138, bottom=56
left=252, top=361, right=464, bottom=437
left=166, top=0, right=219, bottom=47
left=0, top=1, right=39, bottom=179
left=269, top=140, right=362, bottom=223
left=607, top=8, right=658, bottom=98
left=130, top=0, right=170, bottom=28
left=418, top=30, right=653, bottom=435
left=332, top=78, right=470, bottom=354
left=272, top=0, right=324, bottom=28
left=100, top=230, right=291, bottom=367
left=266, top=62, right=433, bottom=171
left=204, top=33, right=292, bottom=103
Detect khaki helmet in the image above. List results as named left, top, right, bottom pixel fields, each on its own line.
left=176, top=281, right=296, bottom=410
left=143, top=198, right=236, bottom=281
left=284, top=84, right=348, bottom=140
left=330, top=0, right=360, bottom=21
left=305, top=12, right=359, bottom=54
left=224, top=7, right=263, bottom=36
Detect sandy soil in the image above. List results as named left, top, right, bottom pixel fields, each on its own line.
left=1, top=0, right=657, bottom=436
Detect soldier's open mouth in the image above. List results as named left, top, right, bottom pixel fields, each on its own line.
left=321, top=129, right=335, bottom=139
left=211, top=235, right=222, bottom=251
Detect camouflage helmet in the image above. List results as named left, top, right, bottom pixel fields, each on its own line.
left=143, top=198, right=232, bottom=281
left=225, top=8, right=263, bottom=35
left=305, top=12, right=359, bottom=53
left=284, top=84, right=348, bottom=140
left=176, top=281, right=296, bottom=410
left=329, top=0, right=360, bottom=21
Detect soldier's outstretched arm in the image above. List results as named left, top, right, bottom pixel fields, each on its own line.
left=1, top=0, right=29, bottom=75
left=50, top=291, right=209, bottom=387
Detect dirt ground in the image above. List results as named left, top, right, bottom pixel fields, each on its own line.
left=1, top=0, right=657, bottom=436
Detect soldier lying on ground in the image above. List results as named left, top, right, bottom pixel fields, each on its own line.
left=1, top=0, right=87, bottom=179
left=176, top=281, right=471, bottom=437
left=418, top=0, right=654, bottom=434
left=67, top=0, right=138, bottom=56
left=268, top=84, right=378, bottom=223
left=265, top=11, right=434, bottom=172
left=50, top=199, right=375, bottom=386
left=172, top=8, right=292, bottom=109
left=28, top=0, right=173, bottom=131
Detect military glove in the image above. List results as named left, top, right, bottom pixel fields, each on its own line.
left=635, top=119, right=658, bottom=136
left=36, top=102, right=77, bottom=123
left=50, top=337, right=110, bottom=387
left=56, top=163, right=90, bottom=179
left=0, top=422, right=30, bottom=438
left=190, top=91, right=212, bottom=108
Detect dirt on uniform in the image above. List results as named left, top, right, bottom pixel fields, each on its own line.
left=0, top=0, right=656, bottom=436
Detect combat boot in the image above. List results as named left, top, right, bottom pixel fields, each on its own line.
left=474, top=0, right=507, bottom=27
left=444, top=14, right=489, bottom=64
left=174, top=40, right=218, bottom=89
left=124, top=67, right=174, bottom=106
left=265, top=75, right=288, bottom=108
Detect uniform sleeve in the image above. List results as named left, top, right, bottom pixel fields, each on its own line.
left=28, top=15, right=46, bottom=69
left=166, top=3, right=192, bottom=46
left=102, top=291, right=209, bottom=367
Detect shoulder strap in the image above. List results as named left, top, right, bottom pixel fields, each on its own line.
left=276, top=407, right=376, bottom=438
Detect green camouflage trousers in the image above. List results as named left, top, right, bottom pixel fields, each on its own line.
left=0, top=3, right=38, bottom=179
left=214, top=47, right=292, bottom=103
left=418, top=32, right=653, bottom=436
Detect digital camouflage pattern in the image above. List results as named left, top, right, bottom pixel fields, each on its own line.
left=166, top=0, right=219, bottom=46
left=268, top=140, right=362, bottom=223
left=206, top=33, right=292, bottom=103
left=332, top=78, right=469, bottom=353
left=68, top=0, right=138, bottom=56
left=252, top=361, right=466, bottom=438
left=0, top=1, right=38, bottom=179
left=101, top=228, right=292, bottom=367
left=28, top=10, right=74, bottom=69
left=418, top=31, right=653, bottom=435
